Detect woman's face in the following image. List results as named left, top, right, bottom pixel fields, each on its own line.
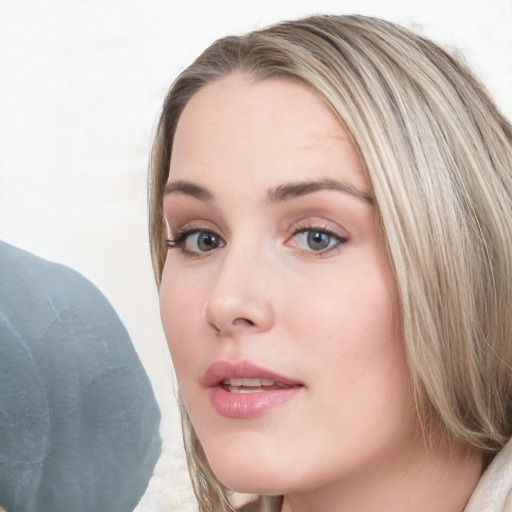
left=160, top=74, right=417, bottom=496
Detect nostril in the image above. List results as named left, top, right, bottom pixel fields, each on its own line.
left=211, top=322, right=222, bottom=335
left=209, top=317, right=255, bottom=337
left=204, top=296, right=273, bottom=336
left=233, top=318, right=256, bottom=328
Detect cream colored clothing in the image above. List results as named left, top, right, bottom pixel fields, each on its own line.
left=464, top=437, right=512, bottom=512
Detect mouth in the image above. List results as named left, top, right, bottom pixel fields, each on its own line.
left=204, top=361, right=304, bottom=418
left=204, top=360, right=303, bottom=388
left=220, top=377, right=296, bottom=394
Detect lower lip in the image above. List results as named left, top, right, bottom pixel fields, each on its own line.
left=209, top=386, right=303, bottom=419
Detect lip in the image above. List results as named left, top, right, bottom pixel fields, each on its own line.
left=204, top=361, right=304, bottom=419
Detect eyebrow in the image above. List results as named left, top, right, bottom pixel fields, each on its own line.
left=164, top=177, right=374, bottom=205
left=164, top=180, right=213, bottom=201
left=267, top=178, right=374, bottom=205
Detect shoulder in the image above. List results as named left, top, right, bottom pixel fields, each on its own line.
left=464, top=438, right=512, bottom=512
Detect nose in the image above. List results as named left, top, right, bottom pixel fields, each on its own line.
left=204, top=246, right=275, bottom=337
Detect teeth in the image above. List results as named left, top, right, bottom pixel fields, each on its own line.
left=240, top=378, right=260, bottom=387
left=223, top=378, right=242, bottom=386
left=229, top=388, right=264, bottom=394
left=221, top=377, right=276, bottom=387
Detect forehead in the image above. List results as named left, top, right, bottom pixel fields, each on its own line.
left=169, top=73, right=367, bottom=192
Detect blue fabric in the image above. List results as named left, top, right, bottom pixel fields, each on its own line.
left=0, top=242, right=161, bottom=512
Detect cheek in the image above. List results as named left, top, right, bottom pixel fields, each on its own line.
left=284, top=262, right=408, bottom=405
left=159, top=265, right=206, bottom=380
left=287, top=263, right=397, bottom=354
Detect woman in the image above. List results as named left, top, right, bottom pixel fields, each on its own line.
left=149, top=15, right=512, bottom=512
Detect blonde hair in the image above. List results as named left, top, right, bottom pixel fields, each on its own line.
left=149, top=15, right=512, bottom=512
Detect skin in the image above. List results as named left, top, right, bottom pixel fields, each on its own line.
left=159, top=73, right=482, bottom=512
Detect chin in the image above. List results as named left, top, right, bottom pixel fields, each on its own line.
left=204, top=447, right=291, bottom=495
left=215, top=469, right=286, bottom=495
left=205, top=450, right=317, bottom=497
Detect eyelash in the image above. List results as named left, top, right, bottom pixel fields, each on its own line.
left=289, top=224, right=348, bottom=254
left=166, top=224, right=348, bottom=257
left=166, top=228, right=223, bottom=257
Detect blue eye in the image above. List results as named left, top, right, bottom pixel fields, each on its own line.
left=190, top=232, right=220, bottom=252
left=293, top=229, right=346, bottom=252
left=167, top=230, right=223, bottom=254
left=306, top=231, right=331, bottom=251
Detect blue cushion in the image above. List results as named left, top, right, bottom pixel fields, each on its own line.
left=0, top=242, right=161, bottom=512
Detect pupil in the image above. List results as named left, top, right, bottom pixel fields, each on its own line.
left=199, top=233, right=217, bottom=251
left=308, top=231, right=330, bottom=250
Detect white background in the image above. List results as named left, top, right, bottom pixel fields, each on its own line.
left=1, top=1, right=511, bottom=510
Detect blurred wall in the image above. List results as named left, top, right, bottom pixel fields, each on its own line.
left=1, top=1, right=511, bottom=510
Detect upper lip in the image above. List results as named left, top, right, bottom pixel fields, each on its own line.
left=203, top=360, right=303, bottom=387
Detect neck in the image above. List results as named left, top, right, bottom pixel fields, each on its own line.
left=280, top=442, right=482, bottom=512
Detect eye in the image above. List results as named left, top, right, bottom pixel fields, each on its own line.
left=290, top=228, right=347, bottom=253
left=167, top=229, right=224, bottom=255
